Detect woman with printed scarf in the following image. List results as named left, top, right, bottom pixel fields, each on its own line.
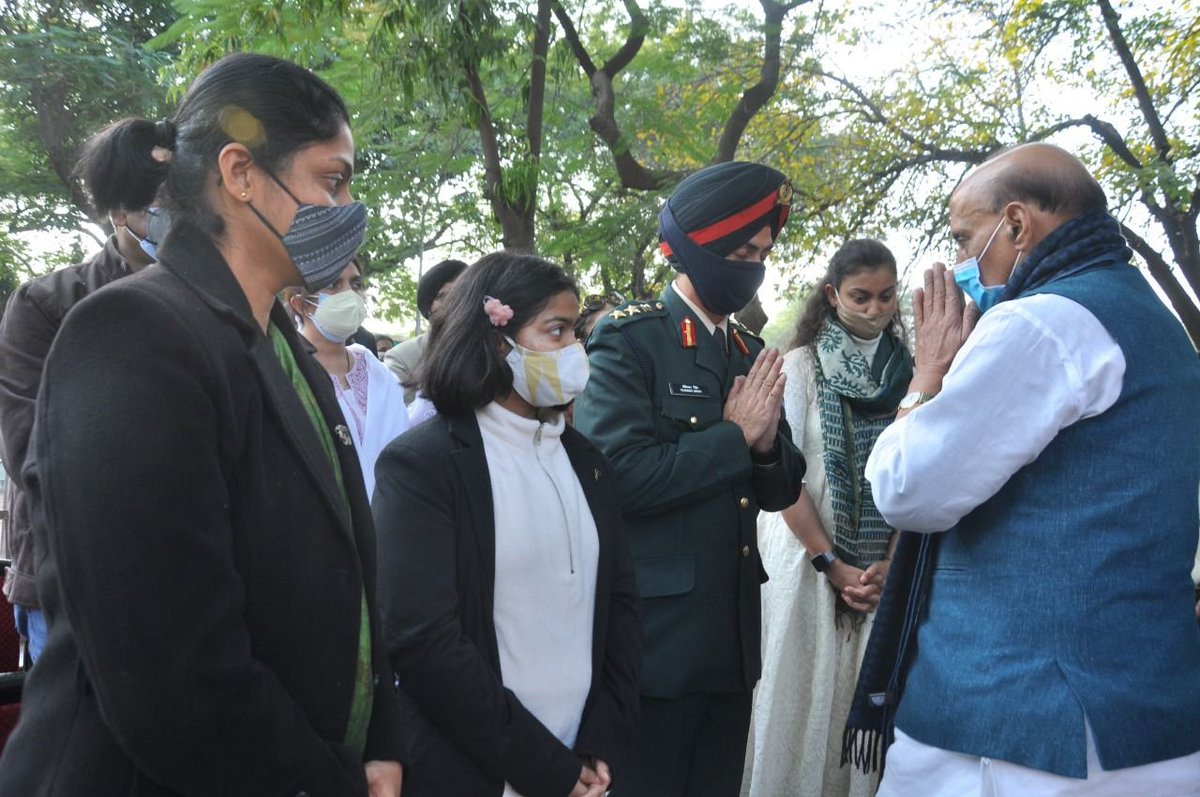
left=741, top=239, right=912, bottom=797
left=285, top=259, right=410, bottom=501
left=0, top=54, right=405, bottom=795
left=373, top=252, right=641, bottom=797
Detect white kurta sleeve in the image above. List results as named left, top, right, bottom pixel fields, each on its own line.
left=780, top=347, right=813, bottom=455
left=865, top=294, right=1125, bottom=533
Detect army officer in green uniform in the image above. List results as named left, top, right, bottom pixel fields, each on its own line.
left=573, top=162, right=806, bottom=796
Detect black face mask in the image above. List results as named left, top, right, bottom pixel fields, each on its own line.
left=659, top=201, right=766, bottom=316
left=247, top=168, right=368, bottom=292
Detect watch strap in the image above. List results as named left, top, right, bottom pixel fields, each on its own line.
left=811, top=550, right=838, bottom=573
left=899, top=390, right=936, bottom=410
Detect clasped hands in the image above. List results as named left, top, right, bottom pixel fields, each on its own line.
left=913, top=262, right=980, bottom=379
left=569, top=758, right=611, bottom=797
left=724, top=348, right=786, bottom=455
left=826, top=559, right=889, bottom=613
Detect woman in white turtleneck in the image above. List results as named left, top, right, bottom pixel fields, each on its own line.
left=372, top=252, right=641, bottom=797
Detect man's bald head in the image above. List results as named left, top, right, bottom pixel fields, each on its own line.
left=948, top=144, right=1111, bottom=288
left=960, top=143, right=1108, bottom=220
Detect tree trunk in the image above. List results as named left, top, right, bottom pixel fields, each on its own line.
left=502, top=220, right=537, bottom=253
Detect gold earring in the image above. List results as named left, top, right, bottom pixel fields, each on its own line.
left=240, top=191, right=248, bottom=199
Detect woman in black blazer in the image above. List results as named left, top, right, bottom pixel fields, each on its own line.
left=374, top=253, right=641, bottom=797
left=0, top=54, right=404, bottom=796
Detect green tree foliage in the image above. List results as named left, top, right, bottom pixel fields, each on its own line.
left=790, top=0, right=1200, bottom=346
left=0, top=1, right=176, bottom=291
left=4, top=0, right=1196, bottom=341
left=162, top=0, right=814, bottom=328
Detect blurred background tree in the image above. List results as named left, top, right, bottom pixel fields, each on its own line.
left=1, top=0, right=1195, bottom=347
left=0, top=0, right=176, bottom=298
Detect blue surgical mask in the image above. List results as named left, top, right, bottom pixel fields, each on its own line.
left=953, top=217, right=1010, bottom=313
left=123, top=207, right=170, bottom=261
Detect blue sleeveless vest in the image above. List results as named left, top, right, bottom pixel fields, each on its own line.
left=894, top=263, right=1200, bottom=777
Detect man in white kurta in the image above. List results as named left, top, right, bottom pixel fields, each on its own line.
left=864, top=144, right=1200, bottom=796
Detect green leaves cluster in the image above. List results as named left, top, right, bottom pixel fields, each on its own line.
left=0, top=1, right=176, bottom=288
left=2, top=0, right=1197, bottom=344
left=751, top=0, right=1199, bottom=346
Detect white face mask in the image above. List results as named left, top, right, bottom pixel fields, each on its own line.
left=307, top=290, right=368, bottom=343
left=503, top=336, right=591, bottom=407
left=834, top=287, right=895, bottom=338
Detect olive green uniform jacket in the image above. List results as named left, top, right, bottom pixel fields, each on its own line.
left=573, top=283, right=805, bottom=698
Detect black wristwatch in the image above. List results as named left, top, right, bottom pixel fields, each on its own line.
left=811, top=550, right=839, bottom=573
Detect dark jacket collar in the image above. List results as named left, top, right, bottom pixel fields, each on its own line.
left=155, top=222, right=364, bottom=544
left=94, top=236, right=135, bottom=280
left=154, top=222, right=259, bottom=342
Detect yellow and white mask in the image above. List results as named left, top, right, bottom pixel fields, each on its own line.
left=503, top=336, right=591, bottom=407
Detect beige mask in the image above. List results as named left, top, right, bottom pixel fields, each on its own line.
left=834, top=288, right=895, bottom=338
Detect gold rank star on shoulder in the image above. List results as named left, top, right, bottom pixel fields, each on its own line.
left=609, top=301, right=663, bottom=320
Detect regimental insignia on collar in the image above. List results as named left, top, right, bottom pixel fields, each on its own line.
left=777, top=181, right=794, bottom=206
left=680, top=317, right=697, bottom=348
left=335, top=424, right=353, bottom=446
left=730, top=327, right=750, bottom=356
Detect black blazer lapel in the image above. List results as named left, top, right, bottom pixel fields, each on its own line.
left=446, top=414, right=498, bottom=616
left=248, top=308, right=355, bottom=541
left=563, top=430, right=615, bottom=671
left=159, top=224, right=357, bottom=543
left=564, top=434, right=611, bottom=552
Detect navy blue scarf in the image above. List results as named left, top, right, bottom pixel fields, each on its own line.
left=1001, top=211, right=1132, bottom=302
left=842, top=211, right=1131, bottom=775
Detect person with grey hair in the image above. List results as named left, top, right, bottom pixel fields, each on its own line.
left=846, top=143, right=1200, bottom=795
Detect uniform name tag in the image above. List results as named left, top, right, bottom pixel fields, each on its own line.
left=668, top=383, right=709, bottom=398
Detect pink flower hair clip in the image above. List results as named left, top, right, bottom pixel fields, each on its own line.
left=483, top=296, right=514, bottom=327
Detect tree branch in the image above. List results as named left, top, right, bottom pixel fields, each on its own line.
left=1095, top=0, right=1172, bottom=162
left=527, top=0, right=551, bottom=164
left=382, top=222, right=454, bottom=264
left=464, top=63, right=524, bottom=246
left=1029, top=115, right=1144, bottom=171
left=601, top=0, right=648, bottom=76
left=714, top=0, right=811, bottom=163
left=550, top=0, right=595, bottom=77
left=77, top=225, right=104, bottom=248
left=553, top=0, right=682, bottom=190
left=1120, top=221, right=1200, bottom=348
left=816, top=69, right=999, bottom=163
left=865, top=149, right=990, bottom=184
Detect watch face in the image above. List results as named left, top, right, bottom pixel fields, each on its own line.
left=811, top=552, right=836, bottom=572
left=899, top=391, right=928, bottom=410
